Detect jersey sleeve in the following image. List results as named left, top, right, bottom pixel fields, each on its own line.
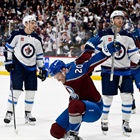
left=127, top=36, right=140, bottom=64
left=35, top=37, right=44, bottom=68
left=5, top=30, right=18, bottom=60
left=75, top=51, right=108, bottom=78
left=75, top=50, right=94, bottom=64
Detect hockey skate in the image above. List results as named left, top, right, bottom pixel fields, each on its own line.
left=101, top=119, right=108, bottom=135
left=64, top=131, right=83, bottom=140
left=4, top=111, right=13, bottom=124
left=25, top=111, right=36, bottom=125
left=122, top=120, right=132, bottom=137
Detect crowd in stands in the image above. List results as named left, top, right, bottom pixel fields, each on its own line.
left=0, top=0, right=140, bottom=57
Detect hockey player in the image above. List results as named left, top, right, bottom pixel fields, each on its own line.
left=130, top=21, right=140, bottom=114
left=96, top=10, right=140, bottom=136
left=48, top=37, right=122, bottom=140
left=4, top=15, right=47, bottom=124
left=131, top=65, right=140, bottom=114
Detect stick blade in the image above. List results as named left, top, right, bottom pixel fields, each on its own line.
left=14, top=129, right=18, bottom=134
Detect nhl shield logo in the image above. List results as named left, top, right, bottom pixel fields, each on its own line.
left=21, top=43, right=35, bottom=58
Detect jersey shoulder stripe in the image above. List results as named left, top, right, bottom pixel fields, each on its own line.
left=7, top=29, right=42, bottom=45
left=98, top=28, right=134, bottom=40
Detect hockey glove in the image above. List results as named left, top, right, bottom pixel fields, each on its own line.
left=38, top=67, right=48, bottom=81
left=4, top=60, right=15, bottom=72
left=85, top=35, right=103, bottom=50
left=102, top=41, right=122, bottom=56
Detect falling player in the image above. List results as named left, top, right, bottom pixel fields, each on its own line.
left=48, top=35, right=122, bottom=140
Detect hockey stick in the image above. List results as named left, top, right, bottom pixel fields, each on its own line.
left=10, top=72, right=18, bottom=134
left=110, top=25, right=117, bottom=81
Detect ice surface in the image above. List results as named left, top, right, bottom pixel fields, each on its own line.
left=0, top=75, right=140, bottom=140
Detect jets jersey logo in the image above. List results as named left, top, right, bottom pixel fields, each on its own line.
left=21, top=43, right=35, bottom=58
left=115, top=44, right=125, bottom=60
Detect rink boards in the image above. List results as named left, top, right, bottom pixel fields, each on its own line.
left=0, top=56, right=101, bottom=80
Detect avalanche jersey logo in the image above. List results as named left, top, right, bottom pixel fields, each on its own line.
left=21, top=43, right=35, bottom=58
left=65, top=85, right=79, bottom=100
left=114, top=43, right=125, bottom=60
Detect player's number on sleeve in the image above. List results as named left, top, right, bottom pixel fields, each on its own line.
left=75, top=64, right=83, bottom=73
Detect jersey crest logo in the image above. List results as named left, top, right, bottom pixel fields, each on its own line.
left=65, top=85, right=79, bottom=100
left=115, top=44, right=125, bottom=60
left=21, top=43, right=35, bottom=58
left=25, top=46, right=32, bottom=55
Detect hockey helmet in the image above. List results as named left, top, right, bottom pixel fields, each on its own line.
left=22, top=15, right=36, bottom=26
left=110, top=10, right=124, bottom=20
left=48, top=60, right=66, bottom=76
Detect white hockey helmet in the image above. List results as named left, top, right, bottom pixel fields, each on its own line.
left=110, top=10, right=124, bottom=20
left=22, top=15, right=36, bottom=26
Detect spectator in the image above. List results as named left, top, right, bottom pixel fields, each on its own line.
left=0, top=0, right=138, bottom=57
left=43, top=36, right=54, bottom=56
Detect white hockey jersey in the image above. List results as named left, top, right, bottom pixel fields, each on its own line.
left=96, top=28, right=140, bottom=76
left=5, top=29, right=44, bottom=70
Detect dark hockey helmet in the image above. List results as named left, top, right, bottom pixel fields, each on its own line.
left=48, top=60, right=66, bottom=76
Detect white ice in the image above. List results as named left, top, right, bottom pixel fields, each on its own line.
left=0, top=75, right=140, bottom=140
